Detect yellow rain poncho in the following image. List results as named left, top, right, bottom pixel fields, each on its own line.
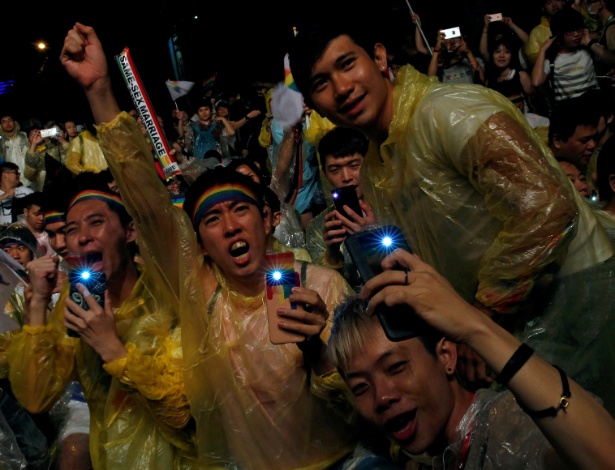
left=98, top=114, right=357, bottom=469
left=363, top=65, right=615, bottom=412
left=65, top=130, right=108, bottom=174
left=8, top=256, right=196, bottom=468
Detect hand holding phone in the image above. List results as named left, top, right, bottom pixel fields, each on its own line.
left=345, top=225, right=428, bottom=342
left=264, top=252, right=304, bottom=344
left=488, top=13, right=502, bottom=22
left=65, top=252, right=106, bottom=337
left=331, top=185, right=362, bottom=220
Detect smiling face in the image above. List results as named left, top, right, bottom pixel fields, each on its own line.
left=343, top=324, right=457, bottom=455
left=306, top=35, right=392, bottom=139
left=492, top=45, right=511, bottom=68
left=64, top=199, right=136, bottom=281
left=198, top=199, right=269, bottom=287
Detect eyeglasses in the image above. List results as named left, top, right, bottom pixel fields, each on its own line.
left=565, top=28, right=584, bottom=36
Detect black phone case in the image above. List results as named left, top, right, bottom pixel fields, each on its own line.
left=332, top=185, right=362, bottom=219
left=345, top=225, right=423, bottom=342
left=67, top=255, right=106, bottom=337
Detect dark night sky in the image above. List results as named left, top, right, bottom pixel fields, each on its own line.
left=1, top=1, right=537, bottom=127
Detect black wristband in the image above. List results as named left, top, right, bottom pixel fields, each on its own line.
left=495, top=343, right=534, bottom=386
left=520, top=365, right=571, bottom=419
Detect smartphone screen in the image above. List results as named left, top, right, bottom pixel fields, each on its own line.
left=264, top=252, right=304, bottom=344
left=331, top=185, right=362, bottom=220
left=65, top=252, right=106, bottom=337
left=345, top=225, right=427, bottom=342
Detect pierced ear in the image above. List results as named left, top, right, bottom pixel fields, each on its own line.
left=437, top=338, right=458, bottom=377
left=374, top=43, right=388, bottom=72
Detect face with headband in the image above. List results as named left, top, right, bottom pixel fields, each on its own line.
left=64, top=189, right=137, bottom=280
left=185, top=168, right=270, bottom=286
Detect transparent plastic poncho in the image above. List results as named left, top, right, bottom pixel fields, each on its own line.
left=362, top=65, right=615, bottom=413
left=98, top=114, right=357, bottom=469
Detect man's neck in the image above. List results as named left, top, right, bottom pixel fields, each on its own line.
left=442, top=384, right=475, bottom=450
left=107, top=261, right=140, bottom=309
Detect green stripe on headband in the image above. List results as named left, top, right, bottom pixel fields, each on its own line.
left=192, top=183, right=259, bottom=226
left=44, top=211, right=65, bottom=224
left=68, top=190, right=124, bottom=212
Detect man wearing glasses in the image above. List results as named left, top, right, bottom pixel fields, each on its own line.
left=0, top=116, right=29, bottom=183
left=531, top=7, right=601, bottom=103
left=0, top=163, right=33, bottom=227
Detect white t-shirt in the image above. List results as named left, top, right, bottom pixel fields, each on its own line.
left=0, top=186, right=34, bottom=226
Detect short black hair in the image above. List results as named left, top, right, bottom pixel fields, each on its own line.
left=20, top=191, right=46, bottom=212
left=0, top=162, right=19, bottom=173
left=548, top=97, right=600, bottom=145
left=549, top=7, right=585, bottom=38
left=317, top=127, right=368, bottom=172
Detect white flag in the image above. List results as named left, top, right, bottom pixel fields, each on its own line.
left=165, top=80, right=195, bottom=101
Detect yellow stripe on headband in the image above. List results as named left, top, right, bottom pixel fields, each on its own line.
left=192, top=183, right=259, bottom=225
left=44, top=211, right=65, bottom=224
left=68, top=190, right=124, bottom=212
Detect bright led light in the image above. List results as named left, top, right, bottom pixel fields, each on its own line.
left=80, top=271, right=91, bottom=280
left=332, top=192, right=339, bottom=199
left=381, top=236, right=393, bottom=247
left=272, top=271, right=282, bottom=281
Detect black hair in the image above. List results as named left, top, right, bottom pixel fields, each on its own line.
left=0, top=162, right=19, bottom=173
left=548, top=97, right=601, bottom=144
left=289, top=16, right=380, bottom=108
left=317, top=127, right=368, bottom=172
left=20, top=191, right=46, bottom=212
left=549, top=6, right=585, bottom=38
left=225, top=157, right=270, bottom=185
left=596, top=136, right=615, bottom=202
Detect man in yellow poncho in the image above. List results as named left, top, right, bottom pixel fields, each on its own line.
left=7, top=171, right=196, bottom=469
left=289, top=15, right=615, bottom=415
left=59, top=23, right=358, bottom=470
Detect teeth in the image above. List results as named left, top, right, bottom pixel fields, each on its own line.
left=231, top=241, right=246, bottom=251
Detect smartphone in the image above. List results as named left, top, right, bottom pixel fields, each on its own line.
left=488, top=13, right=503, bottom=22
left=344, top=225, right=413, bottom=282
left=65, top=252, right=106, bottom=337
left=345, top=225, right=428, bottom=342
left=264, top=252, right=304, bottom=344
left=40, top=128, right=59, bottom=139
left=331, top=185, right=362, bottom=220
left=442, top=27, right=461, bottom=40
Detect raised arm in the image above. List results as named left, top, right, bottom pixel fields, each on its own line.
left=362, top=250, right=615, bottom=470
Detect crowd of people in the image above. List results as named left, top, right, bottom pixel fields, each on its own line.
left=1, top=1, right=615, bottom=469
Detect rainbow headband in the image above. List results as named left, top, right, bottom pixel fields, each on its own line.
left=44, top=211, right=65, bottom=224
left=192, top=183, right=260, bottom=226
left=68, top=190, right=125, bottom=212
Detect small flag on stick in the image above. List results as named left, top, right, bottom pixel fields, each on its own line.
left=165, top=80, right=195, bottom=101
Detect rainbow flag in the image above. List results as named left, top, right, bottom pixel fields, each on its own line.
left=171, top=195, right=185, bottom=209
left=283, top=54, right=299, bottom=92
